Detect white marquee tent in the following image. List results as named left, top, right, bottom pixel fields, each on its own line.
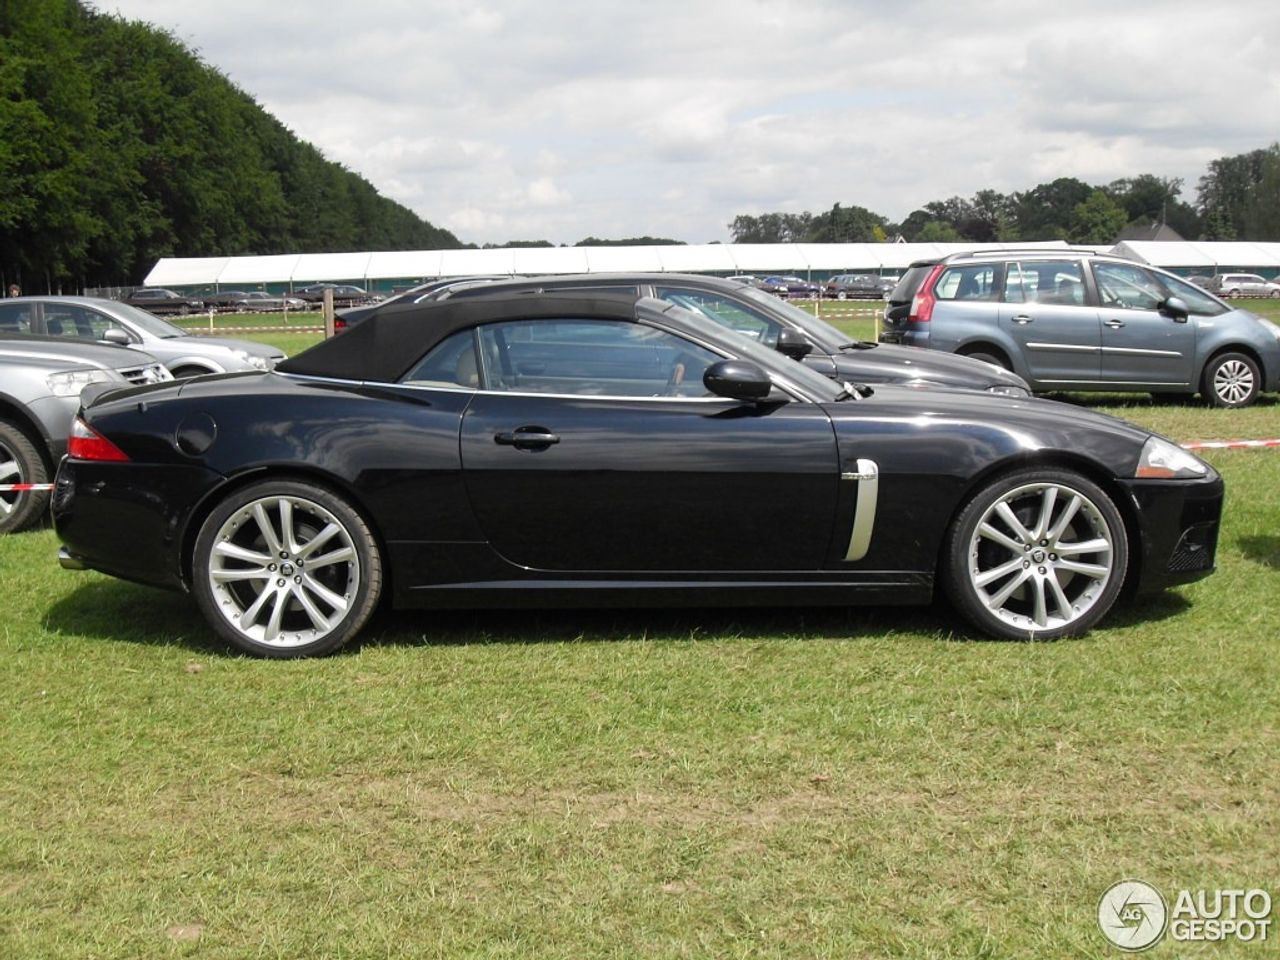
left=142, top=241, right=1074, bottom=289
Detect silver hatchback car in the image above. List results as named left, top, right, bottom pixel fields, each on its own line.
left=0, top=336, right=171, bottom=533
left=0, top=296, right=284, bottom=377
left=881, top=250, right=1280, bottom=407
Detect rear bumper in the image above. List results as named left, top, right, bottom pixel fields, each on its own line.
left=1121, top=473, right=1225, bottom=593
left=53, top=457, right=223, bottom=591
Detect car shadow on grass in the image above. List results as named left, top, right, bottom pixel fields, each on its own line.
left=43, top=581, right=1195, bottom=655
left=1239, top=535, right=1280, bottom=569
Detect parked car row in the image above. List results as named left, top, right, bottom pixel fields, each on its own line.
left=121, top=284, right=377, bottom=315
left=725, top=275, right=898, bottom=299
left=0, top=295, right=287, bottom=533
left=53, top=290, right=1223, bottom=657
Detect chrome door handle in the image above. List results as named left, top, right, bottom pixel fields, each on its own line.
left=1104, top=319, right=1126, bottom=329
left=1011, top=315, right=1033, bottom=325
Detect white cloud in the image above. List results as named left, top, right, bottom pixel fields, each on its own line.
left=101, top=0, right=1280, bottom=244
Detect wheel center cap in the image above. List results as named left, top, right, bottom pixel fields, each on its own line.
left=1031, top=549, right=1047, bottom=564
left=280, top=562, right=295, bottom=576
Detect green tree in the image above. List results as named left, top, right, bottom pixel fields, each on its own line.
left=1068, top=189, right=1128, bottom=244
left=914, top=220, right=963, bottom=242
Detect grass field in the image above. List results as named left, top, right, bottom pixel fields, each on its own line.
left=1, top=317, right=1278, bottom=957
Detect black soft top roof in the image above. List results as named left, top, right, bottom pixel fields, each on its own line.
left=276, top=292, right=644, bottom=382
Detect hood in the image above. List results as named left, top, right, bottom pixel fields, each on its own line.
left=826, top=383, right=1154, bottom=477
left=0, top=335, right=157, bottom=372
left=831, top=342, right=1030, bottom=392
left=167, top=336, right=284, bottom=359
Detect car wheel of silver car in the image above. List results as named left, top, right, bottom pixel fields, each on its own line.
left=192, top=479, right=382, bottom=657
left=0, top=420, right=49, bottom=535
left=1201, top=351, right=1260, bottom=408
left=943, top=468, right=1128, bottom=640
left=1270, top=290, right=1280, bottom=299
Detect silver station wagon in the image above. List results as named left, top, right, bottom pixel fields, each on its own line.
left=881, top=250, right=1280, bottom=407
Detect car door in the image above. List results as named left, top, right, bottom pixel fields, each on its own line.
left=1092, top=261, right=1196, bottom=387
left=456, top=316, right=841, bottom=572
left=997, top=259, right=1100, bottom=385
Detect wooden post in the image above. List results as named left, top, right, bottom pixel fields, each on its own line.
left=323, top=289, right=335, bottom=338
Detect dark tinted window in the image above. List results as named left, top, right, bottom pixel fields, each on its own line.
left=401, top=329, right=479, bottom=388
left=475, top=318, right=720, bottom=397
left=0, top=302, right=34, bottom=333
left=889, top=264, right=937, bottom=303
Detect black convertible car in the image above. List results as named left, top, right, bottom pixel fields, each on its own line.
left=53, top=294, right=1223, bottom=658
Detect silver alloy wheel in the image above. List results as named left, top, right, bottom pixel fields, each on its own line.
left=966, top=481, right=1116, bottom=632
left=1212, top=359, right=1255, bottom=406
left=207, top=494, right=360, bottom=648
left=0, top=441, right=20, bottom=519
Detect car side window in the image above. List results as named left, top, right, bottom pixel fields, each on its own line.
left=1004, top=260, right=1085, bottom=305
left=41, top=304, right=111, bottom=339
left=1092, top=262, right=1165, bottom=311
left=935, top=264, right=999, bottom=301
left=474, top=318, right=722, bottom=397
left=655, top=287, right=781, bottom=347
left=0, top=302, right=33, bottom=333
left=401, top=329, right=480, bottom=388
left=1153, top=273, right=1228, bottom=317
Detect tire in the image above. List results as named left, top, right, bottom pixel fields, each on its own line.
left=1269, top=290, right=1280, bottom=299
left=170, top=366, right=211, bottom=379
left=960, top=348, right=1011, bottom=371
left=192, top=479, right=382, bottom=657
left=1201, top=351, right=1261, bottom=408
left=0, top=420, right=49, bottom=535
left=943, top=468, right=1128, bottom=640
left=836, top=291, right=848, bottom=301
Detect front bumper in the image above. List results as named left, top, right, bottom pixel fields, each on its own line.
left=1121, top=472, right=1225, bottom=593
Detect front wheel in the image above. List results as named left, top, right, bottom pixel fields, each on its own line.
left=192, top=479, right=382, bottom=657
left=0, top=421, right=49, bottom=535
left=943, top=468, right=1128, bottom=640
left=1201, top=351, right=1260, bottom=408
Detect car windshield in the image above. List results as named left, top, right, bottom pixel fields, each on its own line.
left=107, top=301, right=189, bottom=338
left=653, top=302, right=847, bottom=402
left=736, top=285, right=849, bottom=351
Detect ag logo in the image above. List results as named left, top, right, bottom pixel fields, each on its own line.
left=1098, top=880, right=1169, bottom=951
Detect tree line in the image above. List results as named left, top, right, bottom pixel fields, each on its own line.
left=729, top=146, right=1280, bottom=246
left=0, top=0, right=459, bottom=292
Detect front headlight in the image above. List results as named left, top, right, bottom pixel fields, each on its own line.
left=987, top=384, right=1031, bottom=398
left=230, top=349, right=270, bottom=371
left=46, top=368, right=118, bottom=397
left=1136, top=436, right=1209, bottom=478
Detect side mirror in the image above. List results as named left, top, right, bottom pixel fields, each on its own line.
left=775, top=328, right=814, bottom=360
left=102, top=327, right=131, bottom=345
left=1160, top=296, right=1190, bottom=322
left=703, top=360, right=774, bottom=402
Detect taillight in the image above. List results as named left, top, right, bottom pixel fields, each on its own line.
left=333, top=316, right=346, bottom=332
left=67, top=418, right=130, bottom=462
left=908, top=264, right=945, bottom=323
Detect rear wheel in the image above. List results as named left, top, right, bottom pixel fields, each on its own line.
left=0, top=421, right=49, bottom=535
left=959, top=347, right=1011, bottom=371
left=943, top=468, right=1128, bottom=640
left=192, top=479, right=382, bottom=657
left=1201, top=351, right=1260, bottom=408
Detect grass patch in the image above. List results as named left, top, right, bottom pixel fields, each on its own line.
left=2, top=356, right=1279, bottom=954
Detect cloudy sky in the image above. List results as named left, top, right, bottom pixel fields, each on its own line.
left=101, top=0, right=1280, bottom=246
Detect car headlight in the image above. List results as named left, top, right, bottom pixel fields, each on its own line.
left=1136, top=436, right=1209, bottom=478
left=987, top=384, right=1031, bottom=398
left=230, top=349, right=271, bottom=371
left=46, top=368, right=119, bottom=397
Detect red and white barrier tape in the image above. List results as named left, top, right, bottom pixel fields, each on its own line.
left=1181, top=439, right=1280, bottom=451
left=0, top=483, right=55, bottom=493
